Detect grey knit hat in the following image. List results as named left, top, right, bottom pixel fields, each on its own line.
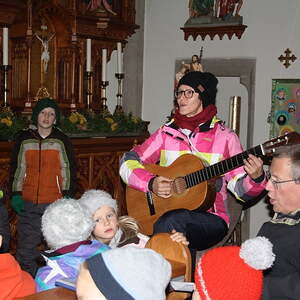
left=42, top=198, right=94, bottom=250
left=78, top=189, right=118, bottom=216
left=87, top=247, right=171, bottom=300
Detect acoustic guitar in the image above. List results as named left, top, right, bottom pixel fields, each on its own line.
left=126, top=132, right=300, bottom=235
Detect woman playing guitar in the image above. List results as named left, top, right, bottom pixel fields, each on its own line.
left=119, top=71, right=266, bottom=253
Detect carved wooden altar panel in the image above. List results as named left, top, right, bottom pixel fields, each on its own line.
left=0, top=0, right=139, bottom=111
left=76, top=152, right=125, bottom=209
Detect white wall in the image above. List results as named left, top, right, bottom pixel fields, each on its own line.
left=141, top=0, right=300, bottom=237
left=215, top=77, right=248, bottom=148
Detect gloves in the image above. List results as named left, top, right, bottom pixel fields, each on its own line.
left=11, top=194, right=24, bottom=214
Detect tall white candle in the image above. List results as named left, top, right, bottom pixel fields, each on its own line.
left=117, top=42, right=122, bottom=74
left=86, top=39, right=91, bottom=72
left=3, top=28, right=8, bottom=65
left=102, top=48, right=107, bottom=81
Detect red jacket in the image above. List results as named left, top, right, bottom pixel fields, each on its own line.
left=0, top=253, right=36, bottom=299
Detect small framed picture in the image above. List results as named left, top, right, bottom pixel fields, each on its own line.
left=269, top=79, right=300, bottom=138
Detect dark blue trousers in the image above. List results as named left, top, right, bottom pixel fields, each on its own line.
left=16, top=201, right=49, bottom=277
left=153, top=209, right=228, bottom=250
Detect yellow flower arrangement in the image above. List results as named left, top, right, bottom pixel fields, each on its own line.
left=111, top=122, right=118, bottom=131
left=132, top=116, right=139, bottom=124
left=0, top=107, right=28, bottom=140
left=0, top=108, right=148, bottom=140
left=60, top=110, right=149, bottom=136
left=105, top=117, right=114, bottom=124
left=69, top=112, right=87, bottom=125
left=69, top=113, right=78, bottom=124
left=0, top=117, right=13, bottom=127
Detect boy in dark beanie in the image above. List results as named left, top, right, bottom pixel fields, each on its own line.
left=10, top=97, right=77, bottom=277
left=120, top=71, right=266, bottom=262
left=31, top=97, right=61, bottom=127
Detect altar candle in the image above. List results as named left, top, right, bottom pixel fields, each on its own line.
left=3, top=27, right=8, bottom=65
left=102, top=48, right=107, bottom=81
left=86, top=39, right=91, bottom=72
left=117, top=42, right=122, bottom=74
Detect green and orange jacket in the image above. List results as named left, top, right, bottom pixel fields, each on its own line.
left=10, top=128, right=77, bottom=204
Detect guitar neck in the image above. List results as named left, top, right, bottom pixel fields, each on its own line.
left=184, top=144, right=264, bottom=188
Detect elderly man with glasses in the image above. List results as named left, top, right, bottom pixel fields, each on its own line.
left=258, top=143, right=300, bottom=300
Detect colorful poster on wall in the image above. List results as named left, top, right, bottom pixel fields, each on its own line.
left=269, top=79, right=300, bottom=138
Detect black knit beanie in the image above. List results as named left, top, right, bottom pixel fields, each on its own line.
left=31, top=98, right=60, bottom=126
left=177, top=71, right=218, bottom=107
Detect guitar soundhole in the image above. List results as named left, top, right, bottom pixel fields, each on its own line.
left=172, top=177, right=187, bottom=195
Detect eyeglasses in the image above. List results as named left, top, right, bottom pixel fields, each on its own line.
left=174, top=89, right=197, bottom=99
left=266, top=171, right=298, bottom=190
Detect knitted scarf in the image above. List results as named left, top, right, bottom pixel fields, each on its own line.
left=174, top=104, right=217, bottom=131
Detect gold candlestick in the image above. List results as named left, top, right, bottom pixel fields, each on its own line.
left=0, top=65, right=12, bottom=107
left=114, top=73, right=124, bottom=115
left=100, top=80, right=109, bottom=114
left=86, top=71, right=93, bottom=110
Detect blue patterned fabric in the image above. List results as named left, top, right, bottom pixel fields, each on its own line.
left=35, top=240, right=109, bottom=291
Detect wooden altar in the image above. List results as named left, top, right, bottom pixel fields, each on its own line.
left=0, top=134, right=148, bottom=254
left=0, top=0, right=148, bottom=254
left=0, top=0, right=138, bottom=111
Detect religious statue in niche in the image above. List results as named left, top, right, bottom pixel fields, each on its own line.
left=175, top=48, right=204, bottom=87
left=183, top=54, right=204, bottom=72
left=172, top=52, right=205, bottom=117
left=84, top=0, right=116, bottom=14
left=215, top=0, right=243, bottom=19
left=189, top=0, right=215, bottom=17
left=83, top=0, right=117, bottom=29
left=184, top=0, right=244, bottom=28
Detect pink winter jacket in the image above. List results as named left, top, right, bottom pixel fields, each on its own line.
left=119, top=117, right=266, bottom=224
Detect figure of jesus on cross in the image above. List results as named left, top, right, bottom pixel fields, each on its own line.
left=34, top=24, right=55, bottom=74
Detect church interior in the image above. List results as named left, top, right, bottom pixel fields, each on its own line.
left=0, top=0, right=300, bottom=299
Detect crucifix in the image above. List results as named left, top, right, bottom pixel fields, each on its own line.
left=278, top=48, right=297, bottom=68
left=34, top=23, right=55, bottom=78
left=34, top=22, right=55, bottom=100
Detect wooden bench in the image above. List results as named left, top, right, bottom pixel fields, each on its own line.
left=17, top=288, right=76, bottom=300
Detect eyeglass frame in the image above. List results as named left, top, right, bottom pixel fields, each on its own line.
left=174, top=89, right=198, bottom=99
left=265, top=171, right=299, bottom=189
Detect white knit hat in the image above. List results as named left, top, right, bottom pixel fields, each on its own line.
left=78, top=189, right=118, bottom=216
left=87, top=247, right=171, bottom=300
left=42, top=198, right=94, bottom=250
